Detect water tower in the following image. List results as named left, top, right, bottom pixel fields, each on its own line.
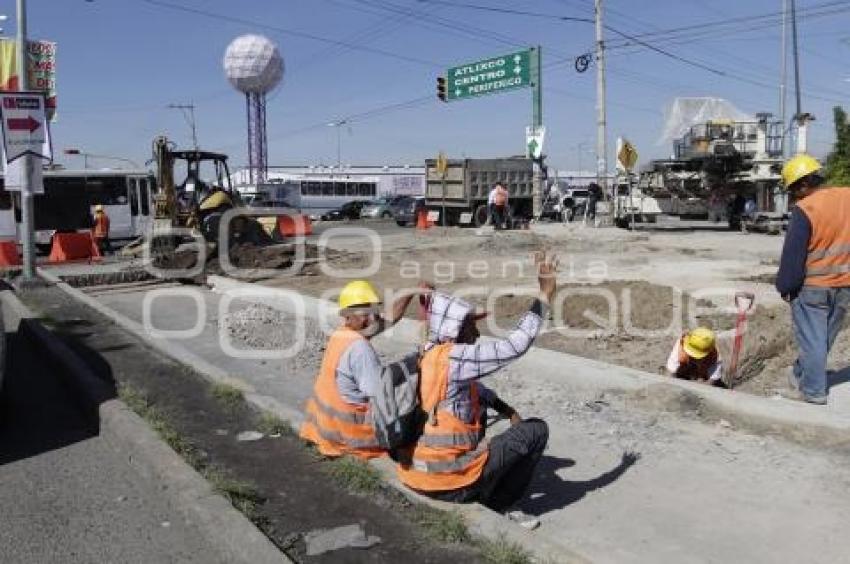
left=223, top=34, right=284, bottom=185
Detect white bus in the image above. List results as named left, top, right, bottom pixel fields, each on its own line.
left=255, top=178, right=379, bottom=218
left=0, top=169, right=154, bottom=250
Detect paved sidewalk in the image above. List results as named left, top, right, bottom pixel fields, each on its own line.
left=0, top=330, right=230, bottom=564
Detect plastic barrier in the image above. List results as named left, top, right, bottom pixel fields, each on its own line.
left=48, top=232, right=101, bottom=263
left=277, top=214, right=313, bottom=237
left=0, top=240, right=20, bottom=267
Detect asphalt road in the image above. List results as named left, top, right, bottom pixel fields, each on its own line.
left=0, top=329, right=229, bottom=564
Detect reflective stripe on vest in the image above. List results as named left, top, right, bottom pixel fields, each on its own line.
left=298, top=327, right=384, bottom=460
left=799, top=187, right=850, bottom=287
left=396, top=343, right=489, bottom=492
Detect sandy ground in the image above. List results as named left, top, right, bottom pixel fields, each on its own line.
left=249, top=221, right=848, bottom=399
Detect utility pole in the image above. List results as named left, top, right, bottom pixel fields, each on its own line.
left=167, top=103, right=198, bottom=149
left=779, top=0, right=788, bottom=157
left=791, top=0, right=802, bottom=123
left=531, top=45, right=543, bottom=220
left=327, top=120, right=347, bottom=169
left=17, top=0, right=35, bottom=281
left=595, top=0, right=608, bottom=204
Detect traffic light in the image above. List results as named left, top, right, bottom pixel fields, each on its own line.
left=437, top=76, right=447, bottom=102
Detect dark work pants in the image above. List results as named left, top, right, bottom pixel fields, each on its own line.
left=422, top=418, right=549, bottom=512
left=493, top=205, right=506, bottom=230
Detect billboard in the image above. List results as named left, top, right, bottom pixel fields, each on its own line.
left=0, top=39, right=57, bottom=121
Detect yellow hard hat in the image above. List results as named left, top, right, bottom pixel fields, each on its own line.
left=94, top=204, right=104, bottom=213
left=683, top=327, right=716, bottom=360
left=338, top=280, right=381, bottom=310
left=781, top=154, right=822, bottom=190
left=198, top=190, right=232, bottom=211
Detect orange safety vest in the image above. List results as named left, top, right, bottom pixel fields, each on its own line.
left=397, top=343, right=489, bottom=492
left=798, top=187, right=850, bottom=287
left=493, top=187, right=508, bottom=207
left=299, top=327, right=384, bottom=459
left=93, top=212, right=110, bottom=239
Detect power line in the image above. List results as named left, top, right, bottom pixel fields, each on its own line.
left=139, top=0, right=443, bottom=68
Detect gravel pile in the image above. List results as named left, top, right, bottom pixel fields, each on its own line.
left=223, top=303, right=327, bottom=371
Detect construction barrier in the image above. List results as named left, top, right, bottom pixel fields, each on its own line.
left=277, top=214, right=313, bottom=237
left=48, top=232, right=101, bottom=263
left=0, top=240, right=20, bottom=267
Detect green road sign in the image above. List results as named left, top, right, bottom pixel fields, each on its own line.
left=446, top=49, right=533, bottom=101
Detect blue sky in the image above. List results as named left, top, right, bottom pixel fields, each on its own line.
left=14, top=0, right=850, bottom=171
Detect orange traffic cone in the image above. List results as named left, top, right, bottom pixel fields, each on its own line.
left=416, top=209, right=430, bottom=230
left=0, top=239, right=20, bottom=267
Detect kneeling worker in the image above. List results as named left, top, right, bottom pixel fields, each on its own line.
left=666, top=327, right=724, bottom=387
left=397, top=253, right=557, bottom=512
left=300, top=280, right=427, bottom=459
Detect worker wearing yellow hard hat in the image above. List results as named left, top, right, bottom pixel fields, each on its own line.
left=92, top=204, right=111, bottom=254
left=666, top=327, right=724, bottom=386
left=776, top=153, right=850, bottom=405
left=300, top=279, right=432, bottom=459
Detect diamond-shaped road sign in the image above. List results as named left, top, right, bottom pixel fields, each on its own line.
left=0, top=92, right=52, bottom=164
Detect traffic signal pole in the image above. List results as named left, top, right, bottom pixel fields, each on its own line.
left=595, top=0, right=609, bottom=206
left=17, top=0, right=36, bottom=281
left=531, top=46, right=543, bottom=220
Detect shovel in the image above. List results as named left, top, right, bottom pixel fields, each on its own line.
left=726, top=291, right=755, bottom=388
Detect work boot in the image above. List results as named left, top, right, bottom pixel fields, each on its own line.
left=777, top=387, right=828, bottom=405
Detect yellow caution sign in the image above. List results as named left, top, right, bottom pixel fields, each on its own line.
left=617, top=140, right=638, bottom=171
left=436, top=151, right=448, bottom=177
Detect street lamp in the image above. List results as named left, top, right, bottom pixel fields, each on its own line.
left=64, top=148, right=141, bottom=169
left=327, top=119, right=348, bottom=170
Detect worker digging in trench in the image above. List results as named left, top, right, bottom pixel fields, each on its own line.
left=665, top=327, right=727, bottom=388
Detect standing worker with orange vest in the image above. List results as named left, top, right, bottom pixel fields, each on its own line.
left=397, top=252, right=557, bottom=512
left=300, top=280, right=429, bottom=459
left=776, top=154, right=850, bottom=405
left=92, top=205, right=111, bottom=254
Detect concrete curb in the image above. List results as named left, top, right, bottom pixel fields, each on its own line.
left=4, top=283, right=292, bottom=564
left=206, top=275, right=850, bottom=448
left=41, top=269, right=589, bottom=563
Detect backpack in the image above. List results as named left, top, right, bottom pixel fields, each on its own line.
left=369, top=351, right=427, bottom=460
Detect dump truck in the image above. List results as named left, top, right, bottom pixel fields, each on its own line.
left=424, top=157, right=534, bottom=226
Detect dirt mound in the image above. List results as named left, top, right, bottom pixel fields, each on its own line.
left=152, top=243, right=358, bottom=283
left=489, top=280, right=799, bottom=393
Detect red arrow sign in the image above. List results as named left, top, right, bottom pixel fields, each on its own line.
left=7, top=116, right=41, bottom=133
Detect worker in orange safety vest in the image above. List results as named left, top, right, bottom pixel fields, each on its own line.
left=92, top=205, right=111, bottom=254
left=396, top=252, right=558, bottom=512
left=300, top=279, right=431, bottom=459
left=776, top=154, right=850, bottom=405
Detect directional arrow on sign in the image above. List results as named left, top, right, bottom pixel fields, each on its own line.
left=7, top=116, right=40, bottom=133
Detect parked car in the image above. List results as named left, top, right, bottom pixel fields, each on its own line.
left=560, top=187, right=589, bottom=222
left=320, top=200, right=369, bottom=221
left=391, top=196, right=427, bottom=226
left=360, top=196, right=407, bottom=219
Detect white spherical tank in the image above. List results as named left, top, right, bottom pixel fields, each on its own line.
left=223, top=34, right=284, bottom=94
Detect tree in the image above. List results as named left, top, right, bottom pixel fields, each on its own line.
left=824, top=106, right=850, bottom=185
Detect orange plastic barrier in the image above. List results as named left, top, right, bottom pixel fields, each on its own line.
left=0, top=240, right=20, bottom=267
left=416, top=209, right=431, bottom=230
left=277, top=214, right=313, bottom=237
left=48, top=232, right=101, bottom=263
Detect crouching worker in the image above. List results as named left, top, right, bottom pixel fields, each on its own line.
left=666, top=327, right=725, bottom=387
left=300, top=280, right=428, bottom=459
left=397, top=252, right=557, bottom=512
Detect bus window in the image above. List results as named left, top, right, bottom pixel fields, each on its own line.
left=140, top=179, right=150, bottom=216
left=346, top=183, right=358, bottom=196
left=306, top=181, right=321, bottom=195
left=0, top=189, right=11, bottom=211
left=86, top=176, right=128, bottom=206
left=129, top=178, right=139, bottom=215
left=357, top=183, right=370, bottom=196
left=321, top=182, right=334, bottom=196
left=334, top=181, right=346, bottom=196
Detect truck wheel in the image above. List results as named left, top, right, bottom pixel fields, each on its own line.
left=474, top=204, right=489, bottom=227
